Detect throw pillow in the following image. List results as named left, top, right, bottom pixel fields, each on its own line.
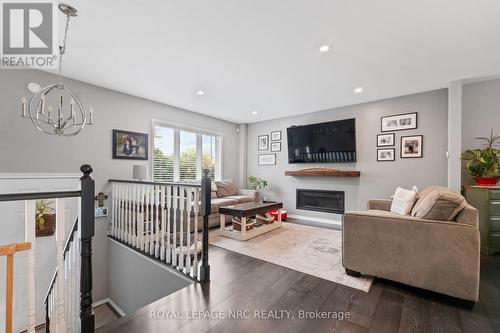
left=390, top=187, right=418, bottom=215
left=411, top=186, right=467, bottom=221
left=215, top=179, right=238, bottom=197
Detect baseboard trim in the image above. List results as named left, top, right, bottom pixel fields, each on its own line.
left=288, top=214, right=342, bottom=226
left=94, top=297, right=126, bottom=317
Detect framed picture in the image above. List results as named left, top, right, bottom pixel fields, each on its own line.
left=401, top=135, right=423, bottom=158
left=377, top=148, right=395, bottom=162
left=258, top=154, right=276, bottom=166
left=271, top=130, right=282, bottom=141
left=271, top=142, right=281, bottom=152
left=258, top=135, right=269, bottom=150
left=113, top=129, right=148, bottom=160
left=377, top=133, right=395, bottom=147
left=381, top=112, right=417, bottom=132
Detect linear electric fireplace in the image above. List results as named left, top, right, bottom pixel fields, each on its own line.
left=296, top=189, right=345, bottom=214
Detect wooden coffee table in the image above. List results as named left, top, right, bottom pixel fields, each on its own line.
left=218, top=201, right=283, bottom=241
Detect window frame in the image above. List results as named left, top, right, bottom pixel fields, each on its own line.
left=151, top=119, right=223, bottom=182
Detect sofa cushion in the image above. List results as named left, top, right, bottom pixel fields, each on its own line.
left=390, top=187, right=418, bottom=215
left=224, top=195, right=254, bottom=204
left=215, top=179, right=238, bottom=197
left=210, top=198, right=238, bottom=213
left=411, top=186, right=467, bottom=221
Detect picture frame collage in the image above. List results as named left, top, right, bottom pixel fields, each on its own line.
left=377, top=112, right=423, bottom=161
left=258, top=130, right=282, bottom=165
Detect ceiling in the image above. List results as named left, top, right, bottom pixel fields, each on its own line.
left=55, top=0, right=500, bottom=123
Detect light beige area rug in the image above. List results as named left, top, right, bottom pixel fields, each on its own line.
left=209, top=222, right=373, bottom=292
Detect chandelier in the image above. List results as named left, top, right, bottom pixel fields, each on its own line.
left=21, top=3, right=93, bottom=136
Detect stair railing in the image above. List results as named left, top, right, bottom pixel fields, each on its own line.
left=109, top=169, right=212, bottom=282
left=0, top=164, right=95, bottom=333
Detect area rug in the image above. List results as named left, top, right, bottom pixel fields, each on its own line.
left=209, top=222, right=373, bottom=292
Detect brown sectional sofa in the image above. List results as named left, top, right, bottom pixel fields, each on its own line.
left=342, top=193, right=480, bottom=302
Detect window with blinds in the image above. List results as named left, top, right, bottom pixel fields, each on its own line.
left=153, top=123, right=221, bottom=182
left=153, top=126, right=175, bottom=182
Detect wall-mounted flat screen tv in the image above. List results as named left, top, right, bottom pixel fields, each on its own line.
left=287, top=118, right=356, bottom=163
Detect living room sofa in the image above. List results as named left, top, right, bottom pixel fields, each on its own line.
left=197, top=179, right=259, bottom=228
left=342, top=189, right=480, bottom=302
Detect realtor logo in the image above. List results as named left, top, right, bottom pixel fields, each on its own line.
left=1, top=0, right=57, bottom=68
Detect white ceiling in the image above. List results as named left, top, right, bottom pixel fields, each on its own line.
left=56, top=0, right=500, bottom=123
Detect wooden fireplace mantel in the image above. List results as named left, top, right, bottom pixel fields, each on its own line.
left=284, top=168, right=361, bottom=177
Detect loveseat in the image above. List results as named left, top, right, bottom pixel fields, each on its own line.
left=207, top=179, right=259, bottom=228
left=342, top=186, right=480, bottom=302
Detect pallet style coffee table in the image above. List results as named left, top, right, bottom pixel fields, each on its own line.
left=218, top=201, right=283, bottom=241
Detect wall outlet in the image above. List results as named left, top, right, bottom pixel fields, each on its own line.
left=95, top=207, right=109, bottom=217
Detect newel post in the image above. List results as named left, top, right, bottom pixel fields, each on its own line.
left=200, top=169, right=211, bottom=282
left=80, top=165, right=95, bottom=333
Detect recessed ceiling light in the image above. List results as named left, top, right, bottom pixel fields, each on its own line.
left=319, top=45, right=331, bottom=53
left=252, top=110, right=258, bottom=115
left=354, top=87, right=363, bottom=94
left=196, top=90, right=205, bottom=96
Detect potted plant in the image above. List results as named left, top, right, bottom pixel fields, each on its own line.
left=461, top=131, right=500, bottom=186
left=248, top=175, right=268, bottom=201
left=35, top=199, right=56, bottom=237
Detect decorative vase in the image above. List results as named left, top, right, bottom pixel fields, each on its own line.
left=474, top=177, right=500, bottom=186
left=36, top=214, right=56, bottom=237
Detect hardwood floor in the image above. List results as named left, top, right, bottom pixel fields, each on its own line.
left=97, top=221, right=500, bottom=333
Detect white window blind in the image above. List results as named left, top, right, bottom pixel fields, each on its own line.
left=202, top=134, right=218, bottom=180
left=153, top=123, right=221, bottom=182
left=153, top=126, right=175, bottom=182
left=179, top=130, right=197, bottom=182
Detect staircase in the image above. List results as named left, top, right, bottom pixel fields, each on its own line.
left=0, top=165, right=96, bottom=333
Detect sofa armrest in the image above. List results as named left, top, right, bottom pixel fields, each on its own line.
left=342, top=211, right=480, bottom=301
left=238, top=189, right=259, bottom=202
left=367, top=199, right=392, bottom=211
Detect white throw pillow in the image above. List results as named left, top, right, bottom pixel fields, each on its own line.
left=390, top=186, right=418, bottom=216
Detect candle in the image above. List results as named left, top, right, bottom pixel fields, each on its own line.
left=47, top=106, right=52, bottom=120
left=40, top=95, right=46, bottom=115
left=21, top=96, right=26, bottom=117
left=70, top=99, right=75, bottom=119
left=89, top=107, right=94, bottom=125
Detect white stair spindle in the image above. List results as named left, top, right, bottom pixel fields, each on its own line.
left=160, top=185, right=166, bottom=261
left=132, top=184, right=137, bottom=247
left=56, top=199, right=67, bottom=332
left=186, top=188, right=192, bottom=275
left=179, top=187, right=185, bottom=271
left=25, top=200, right=36, bottom=333
left=125, top=184, right=129, bottom=244
left=120, top=183, right=124, bottom=240
left=193, top=188, right=200, bottom=278
left=155, top=185, right=160, bottom=258
left=172, top=186, right=178, bottom=266
left=166, top=186, right=172, bottom=264
left=144, top=185, right=150, bottom=252
left=149, top=186, right=155, bottom=256
left=139, top=185, right=145, bottom=251
left=111, top=182, right=115, bottom=236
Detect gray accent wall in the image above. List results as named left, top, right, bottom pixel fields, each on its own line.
left=462, top=78, right=500, bottom=185
left=0, top=69, right=240, bottom=302
left=247, top=90, right=449, bottom=218
left=107, top=239, right=192, bottom=314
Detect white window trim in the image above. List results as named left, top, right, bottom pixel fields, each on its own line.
left=151, top=119, right=223, bottom=182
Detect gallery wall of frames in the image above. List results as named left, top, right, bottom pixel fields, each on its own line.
left=377, top=112, right=423, bottom=162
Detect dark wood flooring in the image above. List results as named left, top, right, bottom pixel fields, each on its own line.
left=97, top=220, right=500, bottom=333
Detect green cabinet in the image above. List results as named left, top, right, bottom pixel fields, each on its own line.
left=464, top=186, right=500, bottom=255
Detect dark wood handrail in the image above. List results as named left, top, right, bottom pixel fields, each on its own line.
left=0, top=191, right=81, bottom=202
left=109, top=179, right=202, bottom=188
